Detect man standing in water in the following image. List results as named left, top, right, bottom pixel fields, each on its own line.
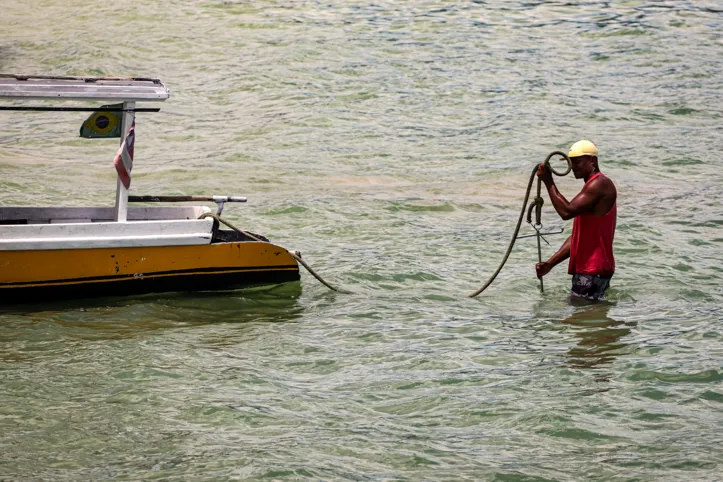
left=535, top=140, right=617, bottom=301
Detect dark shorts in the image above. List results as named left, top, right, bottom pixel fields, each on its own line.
left=571, top=274, right=611, bottom=301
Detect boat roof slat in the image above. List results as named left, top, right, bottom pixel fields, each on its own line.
left=0, top=74, right=169, bottom=102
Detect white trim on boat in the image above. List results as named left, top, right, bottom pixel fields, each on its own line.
left=0, top=206, right=211, bottom=223
left=114, top=101, right=135, bottom=222
left=0, top=75, right=169, bottom=102
left=0, top=218, right=214, bottom=251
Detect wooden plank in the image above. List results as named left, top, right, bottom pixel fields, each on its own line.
left=0, top=206, right=211, bottom=222
left=114, top=101, right=134, bottom=222
left=0, top=234, right=212, bottom=251
left=0, top=219, right=214, bottom=251
left=0, top=76, right=169, bottom=102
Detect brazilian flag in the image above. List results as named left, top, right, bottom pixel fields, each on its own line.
left=79, top=104, right=122, bottom=138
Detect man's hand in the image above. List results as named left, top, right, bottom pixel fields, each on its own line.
left=537, top=162, right=553, bottom=185
left=536, top=261, right=552, bottom=279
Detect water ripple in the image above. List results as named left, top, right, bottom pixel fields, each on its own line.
left=1, top=0, right=722, bottom=479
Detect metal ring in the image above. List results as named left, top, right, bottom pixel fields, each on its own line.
left=544, top=150, right=572, bottom=177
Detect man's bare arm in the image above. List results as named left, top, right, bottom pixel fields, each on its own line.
left=537, top=164, right=604, bottom=220
left=536, top=236, right=571, bottom=278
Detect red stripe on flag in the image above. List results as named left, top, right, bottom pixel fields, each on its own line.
left=113, top=121, right=135, bottom=189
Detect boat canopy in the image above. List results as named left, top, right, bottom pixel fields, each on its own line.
left=0, top=74, right=169, bottom=223
left=0, top=74, right=169, bottom=102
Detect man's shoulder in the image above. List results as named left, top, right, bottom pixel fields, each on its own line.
left=600, top=173, right=616, bottom=190
left=594, top=173, right=617, bottom=200
left=583, top=173, right=617, bottom=201
left=589, top=172, right=616, bottom=189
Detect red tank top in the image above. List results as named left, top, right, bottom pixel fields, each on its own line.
left=568, top=172, right=616, bottom=276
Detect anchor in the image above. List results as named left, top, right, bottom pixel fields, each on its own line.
left=469, top=151, right=572, bottom=297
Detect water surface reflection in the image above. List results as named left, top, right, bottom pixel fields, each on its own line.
left=562, top=302, right=636, bottom=371
left=0, top=282, right=304, bottom=345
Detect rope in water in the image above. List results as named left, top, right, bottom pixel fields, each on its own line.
left=468, top=151, right=572, bottom=298
left=199, top=213, right=349, bottom=293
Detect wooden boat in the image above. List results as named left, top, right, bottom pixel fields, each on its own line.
left=0, top=74, right=299, bottom=304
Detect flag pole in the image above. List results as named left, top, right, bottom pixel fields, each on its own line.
left=114, top=101, right=135, bottom=222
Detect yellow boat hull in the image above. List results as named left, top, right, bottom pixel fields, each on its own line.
left=0, top=242, right=300, bottom=303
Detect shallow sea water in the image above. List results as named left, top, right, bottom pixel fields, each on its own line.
left=1, top=1, right=722, bottom=480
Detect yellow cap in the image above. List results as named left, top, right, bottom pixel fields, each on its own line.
left=568, top=140, right=598, bottom=158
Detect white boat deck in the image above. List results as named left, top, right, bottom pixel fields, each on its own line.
left=0, top=206, right=214, bottom=251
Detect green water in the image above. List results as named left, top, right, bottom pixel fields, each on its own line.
left=1, top=1, right=722, bottom=480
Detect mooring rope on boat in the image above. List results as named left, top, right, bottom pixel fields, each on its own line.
left=468, top=151, right=572, bottom=298
left=199, top=213, right=348, bottom=293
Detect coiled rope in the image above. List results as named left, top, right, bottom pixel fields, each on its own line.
left=199, top=213, right=349, bottom=293
left=468, top=151, right=572, bottom=298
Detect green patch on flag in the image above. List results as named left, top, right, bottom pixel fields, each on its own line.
left=79, top=104, right=122, bottom=138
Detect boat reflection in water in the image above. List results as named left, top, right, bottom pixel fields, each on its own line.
left=0, top=280, right=302, bottom=318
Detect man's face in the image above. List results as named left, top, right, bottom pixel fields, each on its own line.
left=570, top=155, right=594, bottom=179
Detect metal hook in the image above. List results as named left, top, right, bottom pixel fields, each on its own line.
left=516, top=227, right=564, bottom=240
